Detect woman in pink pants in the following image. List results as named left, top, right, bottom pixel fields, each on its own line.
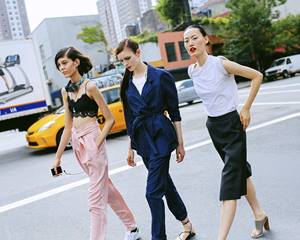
left=52, top=46, right=141, bottom=240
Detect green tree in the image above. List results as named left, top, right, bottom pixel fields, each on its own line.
left=156, top=0, right=191, bottom=28
left=130, top=31, right=158, bottom=44
left=271, top=15, right=300, bottom=55
left=219, top=0, right=286, bottom=70
left=77, top=24, right=107, bottom=47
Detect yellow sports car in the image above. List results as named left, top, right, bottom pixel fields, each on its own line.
left=26, top=85, right=126, bottom=149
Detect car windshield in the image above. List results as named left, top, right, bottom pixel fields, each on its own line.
left=271, top=59, right=285, bottom=67
left=101, top=88, right=120, bottom=104
left=90, top=74, right=122, bottom=88
left=55, top=106, right=65, bottom=114
left=176, top=79, right=193, bottom=89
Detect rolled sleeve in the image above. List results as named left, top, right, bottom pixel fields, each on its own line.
left=161, top=71, right=181, bottom=122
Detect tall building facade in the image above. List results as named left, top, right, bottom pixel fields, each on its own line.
left=0, top=0, right=30, bottom=40
left=139, top=0, right=153, bottom=15
left=31, top=15, right=109, bottom=105
left=97, top=0, right=153, bottom=48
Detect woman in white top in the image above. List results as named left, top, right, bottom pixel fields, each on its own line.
left=183, top=25, right=269, bottom=240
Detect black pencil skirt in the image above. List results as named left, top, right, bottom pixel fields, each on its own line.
left=206, top=110, right=252, bottom=201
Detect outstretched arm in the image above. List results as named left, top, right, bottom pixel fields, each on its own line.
left=53, top=88, right=73, bottom=171
left=222, top=60, right=263, bottom=130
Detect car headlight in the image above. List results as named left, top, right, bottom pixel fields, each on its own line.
left=38, top=121, right=56, bottom=132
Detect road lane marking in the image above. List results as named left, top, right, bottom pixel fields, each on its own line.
left=260, top=82, right=300, bottom=90
left=1, top=111, right=300, bottom=214
left=241, top=102, right=300, bottom=106
left=239, top=89, right=300, bottom=98
left=258, top=89, right=300, bottom=95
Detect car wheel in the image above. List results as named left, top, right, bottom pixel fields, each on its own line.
left=265, top=76, right=272, bottom=81
left=56, top=128, right=72, bottom=149
left=283, top=71, right=289, bottom=78
left=290, top=73, right=296, bottom=77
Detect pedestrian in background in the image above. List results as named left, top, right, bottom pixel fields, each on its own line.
left=52, top=46, right=141, bottom=240
left=183, top=25, right=269, bottom=240
left=116, top=39, right=195, bottom=240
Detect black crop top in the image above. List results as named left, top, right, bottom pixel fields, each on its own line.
left=66, top=82, right=99, bottom=118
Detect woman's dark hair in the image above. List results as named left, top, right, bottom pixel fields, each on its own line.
left=184, top=24, right=207, bottom=37
left=115, top=39, right=139, bottom=107
left=54, top=47, right=93, bottom=76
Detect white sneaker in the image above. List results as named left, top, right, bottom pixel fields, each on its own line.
left=123, top=227, right=141, bottom=240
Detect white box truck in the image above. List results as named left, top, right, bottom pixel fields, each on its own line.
left=265, top=54, right=300, bottom=80
left=0, top=39, right=52, bottom=128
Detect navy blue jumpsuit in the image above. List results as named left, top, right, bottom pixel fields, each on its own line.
left=124, top=64, right=188, bottom=240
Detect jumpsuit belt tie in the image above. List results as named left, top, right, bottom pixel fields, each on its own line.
left=71, top=122, right=99, bottom=152
left=131, top=112, right=163, bottom=155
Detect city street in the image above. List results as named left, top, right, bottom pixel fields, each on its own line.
left=0, top=76, right=300, bottom=240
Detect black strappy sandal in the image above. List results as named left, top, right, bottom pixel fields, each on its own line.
left=176, top=220, right=196, bottom=240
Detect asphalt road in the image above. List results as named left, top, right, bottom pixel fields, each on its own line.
left=0, top=76, right=300, bottom=240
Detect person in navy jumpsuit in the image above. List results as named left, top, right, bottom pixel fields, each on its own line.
left=116, top=39, right=195, bottom=240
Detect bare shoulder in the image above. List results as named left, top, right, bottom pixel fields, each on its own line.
left=221, top=58, right=262, bottom=78
left=61, top=87, right=67, bottom=97
left=85, top=80, right=98, bottom=92
left=221, top=58, right=242, bottom=71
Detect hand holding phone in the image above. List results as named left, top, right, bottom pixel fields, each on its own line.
left=51, top=166, right=62, bottom=177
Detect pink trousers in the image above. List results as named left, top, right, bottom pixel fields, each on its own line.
left=71, top=121, right=136, bottom=240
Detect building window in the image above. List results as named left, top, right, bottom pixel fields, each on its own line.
left=39, top=44, right=46, bottom=61
left=178, top=41, right=190, bottom=60
left=43, top=65, right=49, bottom=79
left=165, top=42, right=177, bottom=62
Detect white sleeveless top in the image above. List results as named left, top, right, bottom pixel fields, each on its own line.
left=188, top=55, right=239, bottom=117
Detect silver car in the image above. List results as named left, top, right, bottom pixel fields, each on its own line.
left=90, top=74, right=123, bottom=88
left=176, top=79, right=200, bottom=105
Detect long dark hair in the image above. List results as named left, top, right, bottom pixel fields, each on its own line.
left=184, top=24, right=207, bottom=37
left=115, top=39, right=139, bottom=108
left=55, top=47, right=93, bottom=76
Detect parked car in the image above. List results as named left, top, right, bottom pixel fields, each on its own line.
left=265, top=54, right=300, bottom=80
left=175, top=79, right=200, bottom=105
left=90, top=73, right=123, bottom=88
left=26, top=85, right=126, bottom=149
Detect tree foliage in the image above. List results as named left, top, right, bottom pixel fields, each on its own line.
left=130, top=31, right=158, bottom=44
left=219, top=0, right=286, bottom=70
left=156, top=0, right=190, bottom=28
left=271, top=15, right=300, bottom=55
left=77, top=24, right=107, bottom=47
